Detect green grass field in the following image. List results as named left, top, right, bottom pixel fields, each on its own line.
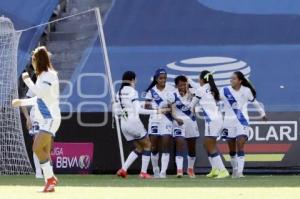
left=1, top=175, right=300, bottom=199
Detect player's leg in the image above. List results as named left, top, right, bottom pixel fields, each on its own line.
left=33, top=132, right=57, bottom=192
left=149, top=135, right=160, bottom=177
left=175, top=136, right=185, bottom=178
left=138, top=136, right=152, bottom=179
left=186, top=138, right=196, bottom=178
left=117, top=141, right=142, bottom=178
left=173, top=125, right=185, bottom=178
left=185, top=121, right=199, bottom=178
left=236, top=134, right=248, bottom=178
left=205, top=136, right=229, bottom=178
left=160, top=134, right=171, bottom=178
left=149, top=120, right=161, bottom=177
left=33, top=135, right=43, bottom=179
left=204, top=137, right=219, bottom=177
left=226, top=135, right=238, bottom=177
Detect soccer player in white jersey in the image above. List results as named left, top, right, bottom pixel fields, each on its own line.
left=20, top=88, right=43, bottom=179
left=168, top=75, right=199, bottom=178
left=220, top=71, right=267, bottom=178
left=189, top=71, right=229, bottom=178
left=144, top=69, right=174, bottom=178
left=12, top=46, right=61, bottom=192
left=115, top=71, right=169, bottom=179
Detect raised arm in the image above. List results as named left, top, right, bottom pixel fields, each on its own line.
left=22, top=72, right=53, bottom=99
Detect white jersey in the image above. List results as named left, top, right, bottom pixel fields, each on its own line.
left=144, top=84, right=175, bottom=121
left=116, top=86, right=139, bottom=119
left=115, top=86, right=157, bottom=141
left=220, top=86, right=255, bottom=127
left=23, top=69, right=61, bottom=121
left=35, top=70, right=60, bottom=121
left=168, top=89, right=195, bottom=121
left=192, top=84, right=222, bottom=122
left=21, top=69, right=61, bottom=136
left=116, top=86, right=157, bottom=119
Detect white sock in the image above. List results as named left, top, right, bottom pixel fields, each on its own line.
left=141, top=151, right=151, bottom=173
left=160, top=153, right=170, bottom=174
left=33, top=153, right=42, bottom=175
left=175, top=155, right=183, bottom=171
left=40, top=160, right=54, bottom=181
left=211, top=155, right=225, bottom=170
left=151, top=152, right=159, bottom=170
left=208, top=156, right=215, bottom=169
left=188, top=155, right=196, bottom=169
left=237, top=152, right=245, bottom=174
left=122, top=151, right=139, bottom=171
left=230, top=155, right=238, bottom=171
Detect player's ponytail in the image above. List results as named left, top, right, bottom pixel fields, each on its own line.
left=200, top=70, right=220, bottom=101
left=145, top=68, right=167, bottom=92
left=234, top=71, right=256, bottom=99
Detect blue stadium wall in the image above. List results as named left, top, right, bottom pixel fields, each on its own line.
left=3, top=0, right=300, bottom=173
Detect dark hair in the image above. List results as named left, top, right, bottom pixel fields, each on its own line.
left=118, top=71, right=136, bottom=109
left=119, top=71, right=136, bottom=93
left=145, top=68, right=167, bottom=92
left=174, top=75, right=187, bottom=85
left=234, top=71, right=256, bottom=98
left=32, top=46, right=53, bottom=76
left=200, top=70, right=220, bottom=101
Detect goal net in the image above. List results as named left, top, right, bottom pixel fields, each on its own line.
left=3, top=7, right=125, bottom=173
left=0, top=16, right=33, bottom=174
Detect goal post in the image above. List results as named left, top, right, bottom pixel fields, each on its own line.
left=94, top=7, right=125, bottom=166
left=0, top=16, right=33, bottom=175
left=0, top=8, right=126, bottom=173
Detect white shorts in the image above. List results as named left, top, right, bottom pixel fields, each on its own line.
left=222, top=124, right=249, bottom=139
left=121, top=118, right=147, bottom=141
left=39, top=119, right=61, bottom=137
left=205, top=120, right=223, bottom=138
left=148, top=117, right=173, bottom=136
left=173, top=119, right=199, bottom=138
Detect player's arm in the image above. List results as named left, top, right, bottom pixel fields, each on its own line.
left=248, top=89, right=267, bottom=121
left=170, top=103, right=184, bottom=126
left=251, top=99, right=267, bottom=121
left=12, top=97, right=37, bottom=107
left=20, top=107, right=32, bottom=130
left=189, top=88, right=202, bottom=112
left=187, top=77, right=200, bottom=89
left=133, top=90, right=167, bottom=115
left=133, top=100, right=157, bottom=115
left=142, top=91, right=153, bottom=110
left=22, top=72, right=52, bottom=99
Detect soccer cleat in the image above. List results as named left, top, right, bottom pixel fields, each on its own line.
left=176, top=169, right=183, bottom=178
left=187, top=168, right=196, bottom=178
left=215, top=169, right=230, bottom=179
left=153, top=167, right=160, bottom=178
left=43, top=176, right=58, bottom=193
left=117, top=168, right=128, bottom=178
left=159, top=172, right=167, bottom=179
left=232, top=172, right=245, bottom=179
left=139, top=172, right=153, bottom=179
left=206, top=168, right=219, bottom=178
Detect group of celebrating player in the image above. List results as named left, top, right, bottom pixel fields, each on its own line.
left=9, top=45, right=267, bottom=192
left=115, top=68, right=267, bottom=179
